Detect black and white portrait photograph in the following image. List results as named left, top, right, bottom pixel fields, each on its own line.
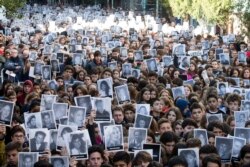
left=34, top=62, right=43, bottom=76
left=57, top=125, right=78, bottom=150
left=128, top=128, right=147, bottom=152
left=217, top=82, right=228, bottom=96
left=178, top=148, right=199, bottom=167
left=143, top=144, right=161, bottom=162
left=100, top=46, right=107, bottom=56
left=82, top=129, right=92, bottom=147
left=194, top=129, right=208, bottom=146
left=162, top=55, right=173, bottom=67
left=134, top=50, right=143, bottom=61
left=59, top=117, right=68, bottom=125
left=65, top=132, right=88, bottom=159
left=179, top=56, right=190, bottom=70
left=52, top=103, right=68, bottom=121
left=48, top=80, right=58, bottom=90
left=97, top=78, right=113, bottom=98
left=219, top=53, right=230, bottom=65
left=73, top=53, right=83, bottom=66
left=53, top=43, right=61, bottom=53
left=50, top=156, right=69, bottom=167
left=120, top=47, right=128, bottom=58
left=40, top=94, right=57, bottom=111
left=172, top=86, right=185, bottom=100
left=215, top=48, right=223, bottom=58
left=234, top=127, right=250, bottom=144
left=43, top=45, right=52, bottom=54
left=173, top=44, right=186, bottom=55
left=131, top=68, right=140, bottom=79
left=69, top=45, right=76, bottom=53
left=29, top=128, right=49, bottom=153
left=134, top=114, right=152, bottom=129
left=230, top=87, right=242, bottom=95
left=122, top=63, right=132, bottom=78
left=74, top=95, right=92, bottom=116
left=101, top=35, right=109, bottom=43
left=70, top=38, right=77, bottom=45
left=245, top=89, right=250, bottom=100
left=57, top=53, right=64, bottom=63
left=50, top=129, right=58, bottom=151
left=82, top=37, right=89, bottom=46
left=0, top=100, right=14, bottom=126
left=146, top=58, right=158, bottom=72
left=18, top=152, right=38, bottom=167
left=50, top=59, right=60, bottom=72
left=136, top=104, right=150, bottom=115
left=215, top=137, right=233, bottom=162
left=41, top=110, right=56, bottom=129
left=29, top=51, right=37, bottom=61
left=68, top=106, right=86, bottom=128
left=238, top=52, right=246, bottom=63
left=41, top=65, right=51, bottom=80
left=206, top=113, right=223, bottom=123
left=232, top=137, right=246, bottom=160
left=234, top=111, right=248, bottom=127
left=92, top=97, right=111, bottom=122
left=240, top=100, right=250, bottom=111
left=24, top=112, right=42, bottom=129
left=108, top=61, right=117, bottom=70
left=114, top=84, right=131, bottom=105
left=104, top=125, right=123, bottom=151
left=148, top=49, right=157, bottom=57
left=98, top=120, right=115, bottom=139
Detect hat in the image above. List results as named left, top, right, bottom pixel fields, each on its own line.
left=24, top=80, right=33, bottom=87
left=175, top=98, right=189, bottom=113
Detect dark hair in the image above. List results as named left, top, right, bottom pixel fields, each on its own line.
left=5, top=141, right=22, bottom=153
left=167, top=156, right=188, bottom=167
left=240, top=144, right=250, bottom=160
left=206, top=93, right=218, bottom=101
left=51, top=158, right=64, bottom=165
left=132, top=151, right=152, bottom=166
left=10, top=125, right=25, bottom=137
left=35, top=131, right=46, bottom=138
left=69, top=134, right=86, bottom=153
left=190, top=102, right=203, bottom=112
left=202, top=154, right=221, bottom=167
left=207, top=121, right=224, bottom=132
left=34, top=160, right=53, bottom=167
left=88, top=145, right=105, bottom=160
left=61, top=127, right=73, bottom=136
left=160, top=131, right=178, bottom=144
left=112, top=151, right=130, bottom=165
left=199, top=144, right=218, bottom=155
left=182, top=118, right=198, bottom=129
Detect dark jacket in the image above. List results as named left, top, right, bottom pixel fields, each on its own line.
left=30, top=138, right=47, bottom=152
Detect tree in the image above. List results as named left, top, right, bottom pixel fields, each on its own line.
left=164, top=0, right=232, bottom=27
left=0, top=0, right=26, bottom=18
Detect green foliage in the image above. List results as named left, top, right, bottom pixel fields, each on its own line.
left=164, top=0, right=232, bottom=26
left=0, top=0, right=26, bottom=18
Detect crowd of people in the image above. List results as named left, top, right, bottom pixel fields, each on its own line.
left=0, top=2, right=250, bottom=167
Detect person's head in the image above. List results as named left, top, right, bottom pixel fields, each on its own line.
left=5, top=142, right=22, bottom=166
left=100, top=80, right=110, bottom=92
left=70, top=108, right=84, bottom=126
left=190, top=102, right=205, bottom=123
left=139, top=87, right=151, bottom=102
left=113, top=151, right=131, bottom=167
left=199, top=144, right=218, bottom=163
left=42, top=112, right=51, bottom=124
left=88, top=145, right=105, bottom=167
left=34, top=131, right=46, bottom=144
left=51, top=158, right=65, bottom=167
left=240, top=144, right=250, bottom=165
left=165, top=107, right=183, bottom=123
left=23, top=80, right=33, bottom=94
left=182, top=118, right=198, bottom=135
left=202, top=154, right=221, bottom=167
left=23, top=154, right=33, bottom=167
left=132, top=151, right=152, bottom=167
left=148, top=72, right=158, bottom=84
left=206, top=94, right=219, bottom=111
left=179, top=150, right=197, bottom=167
left=70, top=133, right=85, bottom=150
left=28, top=115, right=36, bottom=127
left=123, top=104, right=135, bottom=123
left=160, top=131, right=178, bottom=155
left=11, top=125, right=25, bottom=144
left=0, top=104, right=11, bottom=119
left=151, top=99, right=163, bottom=114
left=61, top=127, right=73, bottom=139
left=207, top=121, right=224, bottom=137
left=173, top=120, right=184, bottom=137
left=158, top=118, right=173, bottom=135
left=167, top=156, right=188, bottom=167
left=112, top=106, right=124, bottom=124
left=226, top=93, right=241, bottom=113
left=95, top=100, right=104, bottom=111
